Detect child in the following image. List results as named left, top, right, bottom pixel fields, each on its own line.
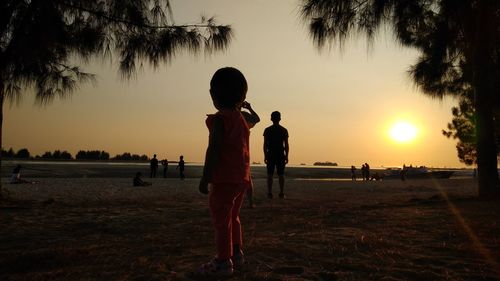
left=198, top=67, right=251, bottom=277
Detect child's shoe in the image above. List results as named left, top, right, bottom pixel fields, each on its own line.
left=232, top=250, right=245, bottom=268
left=196, top=258, right=233, bottom=277
left=279, top=192, right=286, bottom=199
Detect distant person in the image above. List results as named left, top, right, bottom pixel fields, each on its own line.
left=241, top=101, right=260, bottom=208
left=351, top=165, right=357, bottom=181
left=401, top=165, right=408, bottom=181
left=197, top=67, right=251, bottom=277
left=10, top=165, right=33, bottom=184
left=176, top=155, right=185, bottom=180
left=133, top=172, right=151, bottom=186
left=264, top=111, right=289, bottom=199
left=361, top=164, right=366, bottom=180
left=371, top=172, right=382, bottom=181
left=161, top=159, right=169, bottom=178
left=150, top=154, right=159, bottom=178
left=364, top=163, right=370, bottom=181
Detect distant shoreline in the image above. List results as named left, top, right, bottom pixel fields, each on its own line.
left=1, top=160, right=473, bottom=179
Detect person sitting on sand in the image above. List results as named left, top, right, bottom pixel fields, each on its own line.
left=133, top=172, right=151, bottom=186
left=10, top=165, right=33, bottom=184
left=198, top=67, right=251, bottom=277
left=240, top=101, right=260, bottom=208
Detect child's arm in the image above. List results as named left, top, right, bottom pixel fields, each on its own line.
left=199, top=116, right=224, bottom=194
left=241, top=101, right=260, bottom=128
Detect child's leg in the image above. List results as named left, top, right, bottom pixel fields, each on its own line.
left=231, top=184, right=247, bottom=248
left=209, top=183, right=246, bottom=261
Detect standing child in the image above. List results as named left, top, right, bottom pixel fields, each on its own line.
left=198, top=67, right=251, bottom=277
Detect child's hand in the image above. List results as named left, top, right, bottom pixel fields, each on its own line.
left=242, top=101, right=252, bottom=110
left=199, top=177, right=209, bottom=194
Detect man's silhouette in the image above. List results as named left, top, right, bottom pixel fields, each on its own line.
left=263, top=111, right=289, bottom=199
left=150, top=154, right=159, bottom=178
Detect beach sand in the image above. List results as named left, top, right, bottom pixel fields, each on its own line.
left=1, top=176, right=500, bottom=280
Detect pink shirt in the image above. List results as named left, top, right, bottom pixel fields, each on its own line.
left=206, top=110, right=250, bottom=183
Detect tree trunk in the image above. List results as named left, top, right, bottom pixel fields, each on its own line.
left=0, top=86, right=3, bottom=199
left=474, top=80, right=499, bottom=197
left=473, top=0, right=500, bottom=198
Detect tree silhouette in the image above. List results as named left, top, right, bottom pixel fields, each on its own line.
left=15, top=148, right=30, bottom=159
left=300, top=0, right=500, bottom=197
left=442, top=95, right=477, bottom=166
left=0, top=0, right=233, bottom=196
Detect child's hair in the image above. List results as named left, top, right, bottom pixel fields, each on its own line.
left=210, top=67, right=247, bottom=108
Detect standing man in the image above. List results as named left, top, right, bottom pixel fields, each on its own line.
left=263, top=111, right=289, bottom=199
left=150, top=154, right=159, bottom=178
left=176, top=155, right=185, bottom=180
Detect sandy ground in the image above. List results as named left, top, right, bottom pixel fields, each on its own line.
left=1, top=177, right=500, bottom=281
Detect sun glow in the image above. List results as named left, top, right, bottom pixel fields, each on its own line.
left=389, top=121, right=418, bottom=143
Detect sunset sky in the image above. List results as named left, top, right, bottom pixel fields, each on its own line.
left=3, top=0, right=464, bottom=168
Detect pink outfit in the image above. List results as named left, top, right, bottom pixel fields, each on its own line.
left=206, top=109, right=251, bottom=260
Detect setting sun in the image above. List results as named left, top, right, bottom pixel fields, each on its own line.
left=390, top=121, right=418, bottom=143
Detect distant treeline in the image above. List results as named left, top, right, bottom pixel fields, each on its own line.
left=1, top=148, right=149, bottom=161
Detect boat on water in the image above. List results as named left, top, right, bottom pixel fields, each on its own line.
left=384, top=166, right=454, bottom=179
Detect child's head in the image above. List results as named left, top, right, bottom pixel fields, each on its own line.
left=180, top=155, right=184, bottom=160
left=210, top=67, right=247, bottom=109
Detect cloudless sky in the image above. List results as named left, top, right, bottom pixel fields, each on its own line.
left=3, top=0, right=464, bottom=168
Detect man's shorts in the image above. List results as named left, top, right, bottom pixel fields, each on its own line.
left=266, top=158, right=286, bottom=175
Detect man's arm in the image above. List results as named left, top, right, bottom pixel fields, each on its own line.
left=199, top=117, right=224, bottom=194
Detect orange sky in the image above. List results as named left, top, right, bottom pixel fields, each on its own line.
left=3, top=0, right=464, bottom=168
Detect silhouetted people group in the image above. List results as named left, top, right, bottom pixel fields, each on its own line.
left=361, top=163, right=370, bottom=181
left=146, top=154, right=185, bottom=180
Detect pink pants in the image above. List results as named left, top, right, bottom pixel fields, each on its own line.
left=209, top=183, right=247, bottom=260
